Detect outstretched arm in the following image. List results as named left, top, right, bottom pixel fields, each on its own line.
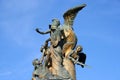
left=36, top=28, right=50, bottom=34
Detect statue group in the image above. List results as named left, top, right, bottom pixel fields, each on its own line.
left=32, top=4, right=87, bottom=80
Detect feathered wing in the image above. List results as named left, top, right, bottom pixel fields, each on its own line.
left=63, top=4, right=86, bottom=27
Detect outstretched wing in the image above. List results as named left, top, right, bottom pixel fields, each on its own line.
left=63, top=4, right=86, bottom=27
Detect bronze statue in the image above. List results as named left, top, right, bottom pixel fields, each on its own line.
left=32, top=4, right=87, bottom=80
left=36, top=18, right=70, bottom=79
left=68, top=45, right=86, bottom=68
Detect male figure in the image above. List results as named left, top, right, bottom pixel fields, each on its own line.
left=36, top=19, right=63, bottom=48
left=68, top=45, right=86, bottom=68
left=36, top=18, right=64, bottom=60
left=32, top=59, right=40, bottom=80
left=36, top=19, right=67, bottom=77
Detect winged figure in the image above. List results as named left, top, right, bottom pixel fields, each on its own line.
left=34, top=4, right=87, bottom=80
left=62, top=4, right=86, bottom=57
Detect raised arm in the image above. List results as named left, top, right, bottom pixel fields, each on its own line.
left=36, top=28, right=50, bottom=34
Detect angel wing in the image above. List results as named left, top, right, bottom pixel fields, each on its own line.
left=63, top=4, right=86, bottom=28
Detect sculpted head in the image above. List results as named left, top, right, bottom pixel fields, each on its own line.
left=76, top=45, right=83, bottom=52
left=49, top=18, right=60, bottom=30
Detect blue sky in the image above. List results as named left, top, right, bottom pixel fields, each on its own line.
left=0, top=0, right=120, bottom=80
